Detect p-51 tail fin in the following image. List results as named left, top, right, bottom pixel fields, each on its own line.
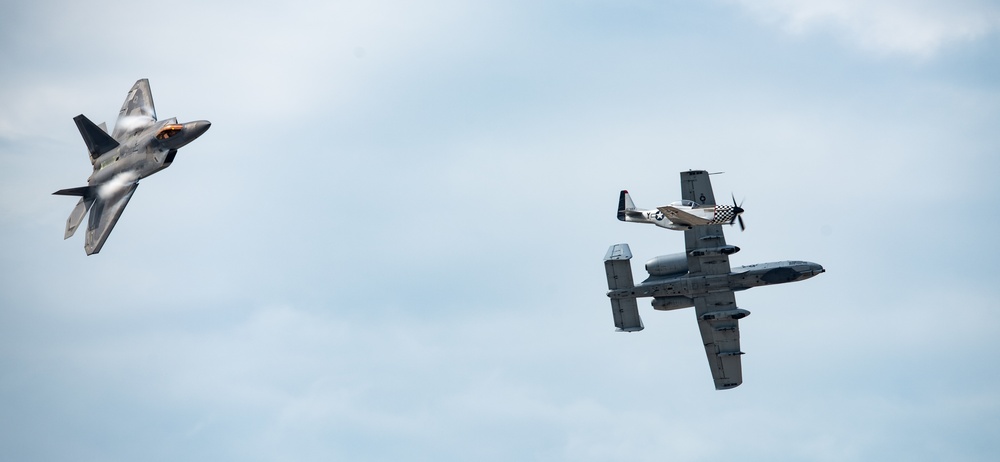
left=73, top=114, right=119, bottom=161
left=617, top=190, right=641, bottom=222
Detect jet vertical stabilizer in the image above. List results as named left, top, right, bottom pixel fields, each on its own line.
left=604, top=243, right=643, bottom=332
left=73, top=115, right=120, bottom=161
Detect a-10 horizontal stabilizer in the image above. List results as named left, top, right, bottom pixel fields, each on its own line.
left=604, top=244, right=643, bottom=332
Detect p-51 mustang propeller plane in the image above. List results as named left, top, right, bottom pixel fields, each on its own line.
left=604, top=170, right=824, bottom=390
left=53, top=79, right=211, bottom=255
left=618, top=189, right=746, bottom=231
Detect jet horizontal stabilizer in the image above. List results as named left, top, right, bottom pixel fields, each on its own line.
left=53, top=186, right=95, bottom=197
left=64, top=196, right=94, bottom=239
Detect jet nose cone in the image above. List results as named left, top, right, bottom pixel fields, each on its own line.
left=187, top=120, right=211, bottom=138
left=158, top=120, right=212, bottom=149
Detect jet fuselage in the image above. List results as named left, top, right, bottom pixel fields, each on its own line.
left=608, top=260, right=825, bottom=303
left=87, top=118, right=211, bottom=185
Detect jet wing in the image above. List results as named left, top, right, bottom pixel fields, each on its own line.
left=680, top=170, right=716, bottom=206
left=679, top=170, right=732, bottom=276
left=684, top=224, right=732, bottom=275
left=693, top=291, right=746, bottom=390
left=112, top=79, right=157, bottom=140
left=84, top=182, right=139, bottom=255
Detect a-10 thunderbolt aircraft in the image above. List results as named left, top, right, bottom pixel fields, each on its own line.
left=604, top=170, right=824, bottom=390
left=53, top=79, right=211, bottom=255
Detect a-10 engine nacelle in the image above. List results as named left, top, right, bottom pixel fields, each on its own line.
left=645, top=252, right=688, bottom=277
left=651, top=296, right=694, bottom=311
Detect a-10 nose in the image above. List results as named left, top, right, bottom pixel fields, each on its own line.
left=804, top=263, right=825, bottom=277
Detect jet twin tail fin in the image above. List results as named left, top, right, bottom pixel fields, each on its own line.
left=604, top=243, right=644, bottom=332
left=74, top=114, right=119, bottom=161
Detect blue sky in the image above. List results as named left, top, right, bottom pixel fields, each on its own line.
left=1, top=1, right=999, bottom=461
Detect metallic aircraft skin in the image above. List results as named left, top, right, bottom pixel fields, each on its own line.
left=53, top=79, right=210, bottom=255
left=617, top=190, right=744, bottom=230
left=604, top=170, right=824, bottom=390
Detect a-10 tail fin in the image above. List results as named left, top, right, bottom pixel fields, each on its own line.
left=604, top=243, right=643, bottom=332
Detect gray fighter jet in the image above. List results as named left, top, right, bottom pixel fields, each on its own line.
left=53, top=79, right=211, bottom=255
left=604, top=170, right=824, bottom=390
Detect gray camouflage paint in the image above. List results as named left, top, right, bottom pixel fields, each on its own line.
left=53, top=79, right=210, bottom=255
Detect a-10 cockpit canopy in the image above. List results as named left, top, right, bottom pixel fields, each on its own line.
left=669, top=199, right=701, bottom=208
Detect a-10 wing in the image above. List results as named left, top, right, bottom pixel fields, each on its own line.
left=693, top=291, right=746, bottom=390
left=680, top=170, right=731, bottom=276
left=681, top=170, right=746, bottom=389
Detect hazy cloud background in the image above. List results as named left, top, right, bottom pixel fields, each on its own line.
left=728, top=0, right=1000, bottom=57
left=1, top=1, right=998, bottom=461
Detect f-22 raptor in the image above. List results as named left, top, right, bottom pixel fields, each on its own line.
left=53, top=79, right=211, bottom=255
left=604, top=170, right=824, bottom=390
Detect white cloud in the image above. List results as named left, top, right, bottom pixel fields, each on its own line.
left=727, top=0, right=1000, bottom=57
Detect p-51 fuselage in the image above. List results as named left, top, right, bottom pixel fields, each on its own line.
left=617, top=190, right=745, bottom=231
